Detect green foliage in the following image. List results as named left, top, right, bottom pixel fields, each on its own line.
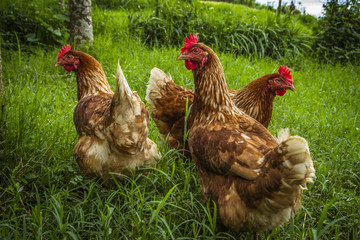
left=129, top=0, right=202, bottom=48
left=92, top=0, right=154, bottom=11
left=294, top=13, right=318, bottom=29
left=314, top=0, right=360, bottom=64
left=1, top=33, right=359, bottom=239
left=129, top=0, right=314, bottom=60
left=1, top=1, right=359, bottom=239
left=92, top=6, right=129, bottom=40
left=0, top=0, right=69, bottom=50
left=202, top=0, right=259, bottom=8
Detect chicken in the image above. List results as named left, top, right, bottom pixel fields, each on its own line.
left=55, top=45, right=160, bottom=182
left=176, top=34, right=315, bottom=233
left=146, top=37, right=294, bottom=152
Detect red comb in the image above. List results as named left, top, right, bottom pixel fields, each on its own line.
left=181, top=33, right=198, bottom=52
left=58, top=45, right=71, bottom=60
left=278, top=65, right=293, bottom=84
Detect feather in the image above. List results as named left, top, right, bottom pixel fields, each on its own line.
left=277, top=128, right=290, bottom=143
left=112, top=61, right=133, bottom=110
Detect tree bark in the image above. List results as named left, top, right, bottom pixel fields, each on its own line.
left=0, top=38, right=2, bottom=97
left=0, top=38, right=3, bottom=103
left=0, top=37, right=4, bottom=141
left=277, top=0, right=282, bottom=18
left=69, top=0, right=93, bottom=48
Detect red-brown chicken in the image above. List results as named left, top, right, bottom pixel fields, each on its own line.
left=55, top=45, right=160, bottom=182
left=146, top=37, right=294, bottom=152
left=177, top=34, right=315, bottom=233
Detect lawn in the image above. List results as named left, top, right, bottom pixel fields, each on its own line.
left=1, top=2, right=359, bottom=240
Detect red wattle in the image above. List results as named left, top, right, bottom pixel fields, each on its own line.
left=185, top=60, right=197, bottom=70
left=275, top=89, right=286, bottom=96
left=64, top=65, right=74, bottom=72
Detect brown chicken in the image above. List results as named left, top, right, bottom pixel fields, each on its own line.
left=177, top=34, right=315, bottom=233
left=55, top=45, right=160, bottom=182
left=146, top=38, right=294, bottom=152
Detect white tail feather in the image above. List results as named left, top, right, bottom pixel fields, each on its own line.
left=277, top=128, right=290, bottom=143
left=280, top=136, right=315, bottom=186
left=146, top=67, right=173, bottom=104
left=258, top=135, right=315, bottom=220
left=116, top=61, right=133, bottom=103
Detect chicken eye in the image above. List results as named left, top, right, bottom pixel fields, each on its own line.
left=276, top=78, right=282, bottom=83
left=66, top=55, right=72, bottom=60
left=193, top=48, right=200, bottom=54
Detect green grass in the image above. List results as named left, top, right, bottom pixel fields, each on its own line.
left=1, top=2, right=359, bottom=240
left=125, top=0, right=316, bottom=60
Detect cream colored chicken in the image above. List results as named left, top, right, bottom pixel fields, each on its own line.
left=55, top=45, right=160, bottom=183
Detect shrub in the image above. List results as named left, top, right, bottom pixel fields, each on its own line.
left=0, top=0, right=69, bottom=50
left=128, top=0, right=202, bottom=48
left=92, top=0, right=154, bottom=11
left=128, top=0, right=313, bottom=60
left=314, top=0, right=360, bottom=64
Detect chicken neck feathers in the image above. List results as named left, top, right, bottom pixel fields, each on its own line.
left=230, top=75, right=277, bottom=128
left=71, top=50, right=113, bottom=101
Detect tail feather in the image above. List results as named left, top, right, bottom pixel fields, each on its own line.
left=259, top=132, right=315, bottom=217
left=145, top=67, right=173, bottom=105
left=276, top=128, right=290, bottom=143
left=276, top=128, right=315, bottom=184
left=111, top=61, right=143, bottom=118
left=280, top=136, right=316, bottom=185
left=115, top=61, right=133, bottom=105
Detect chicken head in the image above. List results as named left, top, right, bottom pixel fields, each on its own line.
left=177, top=33, right=209, bottom=70
left=267, top=73, right=295, bottom=96
left=54, top=45, right=79, bottom=72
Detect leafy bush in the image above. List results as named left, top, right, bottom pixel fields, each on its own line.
left=0, top=0, right=69, bottom=50
left=92, top=0, right=154, bottom=11
left=314, top=0, right=360, bottom=64
left=294, top=13, right=318, bottom=29
left=128, top=0, right=313, bottom=60
left=129, top=0, right=202, bottom=48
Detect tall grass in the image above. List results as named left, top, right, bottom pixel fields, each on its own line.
left=128, top=0, right=315, bottom=60
left=1, top=2, right=359, bottom=240
left=1, top=33, right=359, bottom=239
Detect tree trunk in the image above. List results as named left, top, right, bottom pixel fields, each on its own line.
left=0, top=38, right=2, bottom=98
left=0, top=37, right=4, bottom=143
left=277, top=0, right=282, bottom=18
left=69, top=0, right=93, bottom=48
left=0, top=38, right=3, bottom=104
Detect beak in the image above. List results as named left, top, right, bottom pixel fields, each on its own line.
left=177, top=53, right=189, bottom=61
left=287, top=83, right=295, bottom=92
left=54, top=59, right=61, bottom=67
